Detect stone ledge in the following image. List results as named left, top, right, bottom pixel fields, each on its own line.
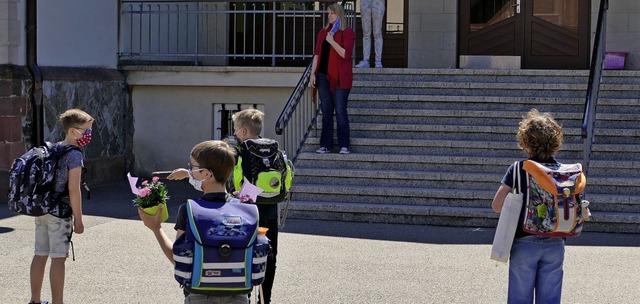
left=40, top=67, right=125, bottom=81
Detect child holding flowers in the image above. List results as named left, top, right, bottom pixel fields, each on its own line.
left=133, top=176, right=169, bottom=222
left=138, top=140, right=248, bottom=304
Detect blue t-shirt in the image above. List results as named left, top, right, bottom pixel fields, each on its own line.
left=50, top=143, right=83, bottom=218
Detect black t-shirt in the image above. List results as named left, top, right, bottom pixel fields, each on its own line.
left=318, top=39, right=331, bottom=74
left=500, top=157, right=558, bottom=239
left=174, top=192, right=231, bottom=232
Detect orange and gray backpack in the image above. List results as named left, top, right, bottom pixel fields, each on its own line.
left=521, top=160, right=588, bottom=237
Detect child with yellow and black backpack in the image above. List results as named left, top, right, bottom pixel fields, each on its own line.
left=229, top=109, right=293, bottom=304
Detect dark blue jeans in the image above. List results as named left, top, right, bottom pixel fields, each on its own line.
left=317, top=73, right=351, bottom=149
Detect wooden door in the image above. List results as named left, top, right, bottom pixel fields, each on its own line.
left=459, top=0, right=590, bottom=69
left=523, top=0, right=590, bottom=69
left=459, top=0, right=523, bottom=57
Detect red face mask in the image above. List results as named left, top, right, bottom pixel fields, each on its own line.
left=76, top=128, right=92, bottom=147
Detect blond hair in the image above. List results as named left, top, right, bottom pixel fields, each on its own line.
left=190, top=140, right=236, bottom=184
left=517, top=109, right=563, bottom=160
left=326, top=3, right=347, bottom=31
left=59, top=109, right=94, bottom=132
left=232, top=109, right=264, bottom=136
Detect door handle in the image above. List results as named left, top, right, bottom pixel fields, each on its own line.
left=511, top=0, right=521, bottom=14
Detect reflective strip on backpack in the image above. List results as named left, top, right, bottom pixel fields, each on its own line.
left=253, top=256, right=267, bottom=264
left=200, top=276, right=248, bottom=283
left=174, top=269, right=191, bottom=279
left=202, top=262, right=246, bottom=269
left=174, top=255, right=193, bottom=264
left=252, top=272, right=265, bottom=280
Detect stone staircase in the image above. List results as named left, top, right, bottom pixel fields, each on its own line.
left=286, top=68, right=640, bottom=233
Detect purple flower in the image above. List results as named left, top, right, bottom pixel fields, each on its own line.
left=152, top=176, right=160, bottom=182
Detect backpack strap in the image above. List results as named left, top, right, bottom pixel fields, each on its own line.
left=511, top=161, right=521, bottom=194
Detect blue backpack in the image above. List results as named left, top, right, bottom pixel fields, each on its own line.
left=173, top=198, right=270, bottom=295
left=7, top=142, right=80, bottom=217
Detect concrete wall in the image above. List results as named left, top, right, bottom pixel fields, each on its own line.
left=407, top=0, right=457, bottom=68
left=125, top=66, right=303, bottom=175
left=38, top=0, right=118, bottom=68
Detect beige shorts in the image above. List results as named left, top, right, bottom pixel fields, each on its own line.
left=34, top=214, right=72, bottom=258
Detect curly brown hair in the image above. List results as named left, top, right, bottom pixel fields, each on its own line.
left=517, top=109, right=563, bottom=160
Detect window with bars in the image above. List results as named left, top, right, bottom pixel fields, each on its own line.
left=212, top=103, right=265, bottom=140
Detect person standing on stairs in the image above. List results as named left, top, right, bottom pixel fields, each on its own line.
left=310, top=3, right=355, bottom=154
left=355, top=0, right=385, bottom=68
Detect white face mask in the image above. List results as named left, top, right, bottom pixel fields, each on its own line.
left=188, top=169, right=207, bottom=191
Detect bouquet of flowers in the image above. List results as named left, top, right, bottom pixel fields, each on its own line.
left=133, top=176, right=170, bottom=222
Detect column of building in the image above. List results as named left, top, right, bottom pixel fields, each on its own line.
left=0, top=0, right=29, bottom=196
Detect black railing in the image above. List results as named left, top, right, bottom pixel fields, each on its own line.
left=119, top=0, right=355, bottom=67
left=581, top=0, right=608, bottom=179
left=275, top=0, right=356, bottom=162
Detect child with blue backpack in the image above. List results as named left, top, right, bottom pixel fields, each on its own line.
left=492, top=109, right=571, bottom=303
left=28, top=109, right=94, bottom=304
left=138, top=140, right=254, bottom=304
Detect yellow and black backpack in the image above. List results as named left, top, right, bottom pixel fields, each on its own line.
left=233, top=138, right=293, bottom=204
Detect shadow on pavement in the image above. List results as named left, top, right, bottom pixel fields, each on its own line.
left=280, top=219, right=640, bottom=247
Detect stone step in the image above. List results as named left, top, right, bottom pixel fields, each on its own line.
left=341, top=109, right=636, bottom=128
left=293, top=166, right=640, bottom=198
left=315, top=122, right=640, bottom=144
left=296, top=151, right=640, bottom=178
left=302, top=140, right=638, bottom=169
left=294, top=68, right=640, bottom=232
left=353, top=69, right=640, bottom=85
left=347, top=95, right=640, bottom=114
left=294, top=153, right=577, bottom=174
left=285, top=201, right=640, bottom=233
left=294, top=168, right=501, bottom=190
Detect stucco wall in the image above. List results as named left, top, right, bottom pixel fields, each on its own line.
left=407, top=0, right=457, bottom=69
left=126, top=67, right=302, bottom=175
left=38, top=0, right=118, bottom=68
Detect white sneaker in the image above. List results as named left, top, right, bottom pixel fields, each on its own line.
left=316, top=147, right=330, bottom=154
left=339, top=147, right=351, bottom=154
left=355, top=60, right=369, bottom=68
left=374, top=61, right=383, bottom=68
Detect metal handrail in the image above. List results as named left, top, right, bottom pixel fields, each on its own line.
left=119, top=0, right=352, bottom=67
left=274, top=0, right=355, bottom=163
left=581, top=0, right=609, bottom=178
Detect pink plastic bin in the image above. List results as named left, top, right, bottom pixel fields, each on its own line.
left=604, top=52, right=627, bottom=70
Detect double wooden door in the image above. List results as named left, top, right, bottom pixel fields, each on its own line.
left=459, top=0, right=590, bottom=69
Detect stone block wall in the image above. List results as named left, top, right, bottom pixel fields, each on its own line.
left=407, top=0, right=457, bottom=68
left=0, top=65, right=30, bottom=201
left=40, top=67, right=134, bottom=185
